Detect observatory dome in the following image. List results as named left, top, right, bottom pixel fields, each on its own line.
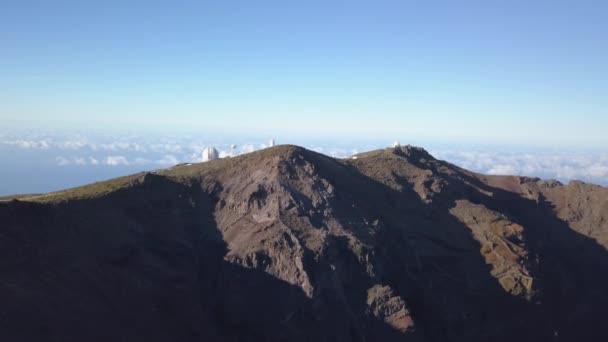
left=202, top=146, right=219, bottom=162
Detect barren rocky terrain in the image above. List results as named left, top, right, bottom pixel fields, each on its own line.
left=1, top=145, right=607, bottom=341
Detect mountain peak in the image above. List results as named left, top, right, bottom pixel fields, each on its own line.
left=2, top=144, right=608, bottom=341
left=254, top=144, right=307, bottom=158
left=392, top=144, right=435, bottom=162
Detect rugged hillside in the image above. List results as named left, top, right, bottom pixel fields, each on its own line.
left=1, top=145, right=607, bottom=341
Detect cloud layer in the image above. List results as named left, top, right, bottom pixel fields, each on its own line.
left=431, top=148, right=608, bottom=185
left=2, top=130, right=607, bottom=186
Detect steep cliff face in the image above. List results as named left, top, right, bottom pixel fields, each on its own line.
left=1, top=145, right=607, bottom=341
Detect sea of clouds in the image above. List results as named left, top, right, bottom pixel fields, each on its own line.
left=430, top=148, right=608, bottom=184
left=1, top=129, right=606, bottom=195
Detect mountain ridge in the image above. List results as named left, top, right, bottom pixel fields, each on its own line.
left=1, top=144, right=608, bottom=341
left=1, top=144, right=601, bottom=204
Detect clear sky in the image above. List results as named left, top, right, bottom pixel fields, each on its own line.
left=1, top=0, right=607, bottom=147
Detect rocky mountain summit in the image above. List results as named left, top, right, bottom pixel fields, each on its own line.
left=1, top=145, right=608, bottom=341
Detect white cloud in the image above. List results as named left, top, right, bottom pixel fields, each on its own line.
left=3, top=137, right=149, bottom=152
left=587, top=166, right=608, bottom=178
left=487, top=164, right=518, bottom=175
left=55, top=156, right=87, bottom=166
left=4, top=140, right=51, bottom=149
left=56, top=156, right=71, bottom=166
left=187, top=143, right=206, bottom=154
left=105, top=156, right=129, bottom=166
left=189, top=152, right=202, bottom=162
left=219, top=150, right=233, bottom=158
left=95, top=142, right=145, bottom=152
left=58, top=140, right=88, bottom=150
left=433, top=149, right=608, bottom=185
left=89, top=157, right=99, bottom=165
left=241, top=144, right=257, bottom=154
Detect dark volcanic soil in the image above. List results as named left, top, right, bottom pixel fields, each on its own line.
left=1, top=145, right=607, bottom=341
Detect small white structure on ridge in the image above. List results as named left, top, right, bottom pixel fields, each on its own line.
left=393, top=141, right=401, bottom=148
left=269, top=138, right=276, bottom=147
left=202, top=146, right=219, bottom=162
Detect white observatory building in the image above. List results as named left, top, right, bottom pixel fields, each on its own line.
left=202, top=146, right=219, bottom=162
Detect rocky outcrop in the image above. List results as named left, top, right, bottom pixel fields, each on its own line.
left=1, top=145, right=607, bottom=341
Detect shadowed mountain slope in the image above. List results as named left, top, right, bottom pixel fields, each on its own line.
left=1, top=145, right=607, bottom=341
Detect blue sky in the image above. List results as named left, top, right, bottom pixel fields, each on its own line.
left=1, top=1, right=608, bottom=194
left=1, top=0, right=607, bottom=146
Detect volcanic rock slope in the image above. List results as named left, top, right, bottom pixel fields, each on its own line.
left=1, top=145, right=608, bottom=342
